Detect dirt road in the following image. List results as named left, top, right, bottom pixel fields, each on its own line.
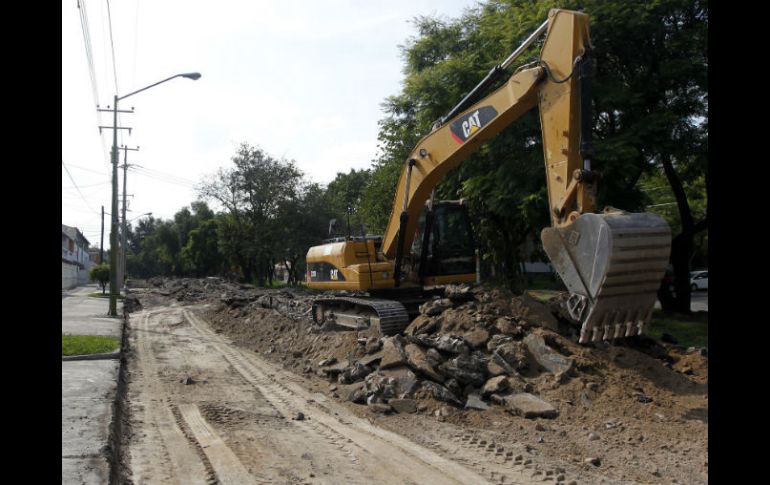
left=123, top=302, right=592, bottom=484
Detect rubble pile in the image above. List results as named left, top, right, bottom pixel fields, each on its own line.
left=136, top=278, right=708, bottom=483
left=146, top=278, right=708, bottom=422
left=311, top=286, right=590, bottom=418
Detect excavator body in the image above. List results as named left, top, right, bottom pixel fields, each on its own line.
left=306, top=9, right=671, bottom=342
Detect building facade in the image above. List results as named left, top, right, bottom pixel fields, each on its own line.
left=62, top=224, right=92, bottom=289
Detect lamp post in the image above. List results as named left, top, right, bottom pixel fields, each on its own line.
left=107, top=72, right=201, bottom=316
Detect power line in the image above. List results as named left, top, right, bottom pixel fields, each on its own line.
left=132, top=0, right=140, bottom=88
left=77, top=0, right=111, bottom=163
left=132, top=166, right=196, bottom=185
left=62, top=161, right=100, bottom=216
left=105, top=0, right=119, bottom=95
left=63, top=181, right=109, bottom=189
left=128, top=165, right=197, bottom=188
left=62, top=161, right=109, bottom=176
left=77, top=0, right=99, bottom=108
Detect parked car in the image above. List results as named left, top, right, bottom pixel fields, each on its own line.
left=690, top=270, right=708, bottom=291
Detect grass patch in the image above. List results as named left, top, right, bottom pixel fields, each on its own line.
left=88, top=292, right=124, bottom=300
left=62, top=335, right=120, bottom=356
left=522, top=273, right=566, bottom=291
left=525, top=290, right=561, bottom=302
left=647, top=310, right=708, bottom=348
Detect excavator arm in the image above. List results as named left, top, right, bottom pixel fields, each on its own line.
left=382, top=10, right=594, bottom=265
left=381, top=9, right=671, bottom=343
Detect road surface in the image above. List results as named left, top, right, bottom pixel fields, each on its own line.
left=119, top=300, right=609, bottom=484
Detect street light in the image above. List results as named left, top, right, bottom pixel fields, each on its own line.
left=128, top=212, right=153, bottom=223
left=107, top=73, right=201, bottom=316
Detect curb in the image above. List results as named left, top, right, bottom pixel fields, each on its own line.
left=62, top=350, right=121, bottom=361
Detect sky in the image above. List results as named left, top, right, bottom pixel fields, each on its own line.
left=62, top=0, right=479, bottom=248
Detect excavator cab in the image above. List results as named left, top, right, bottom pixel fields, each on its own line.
left=409, top=200, right=477, bottom=286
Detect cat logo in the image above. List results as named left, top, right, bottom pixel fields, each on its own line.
left=449, top=106, right=498, bottom=144
left=462, top=110, right=482, bottom=138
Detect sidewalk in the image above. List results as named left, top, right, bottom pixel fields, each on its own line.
left=62, top=284, right=123, bottom=484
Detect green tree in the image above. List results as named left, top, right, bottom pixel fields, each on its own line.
left=325, top=169, right=371, bottom=236
left=90, top=263, right=110, bottom=294
left=277, top=182, right=334, bottom=285
left=182, top=219, right=223, bottom=277
left=199, top=143, right=304, bottom=285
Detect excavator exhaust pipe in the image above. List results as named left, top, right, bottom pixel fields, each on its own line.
left=541, top=211, right=671, bottom=343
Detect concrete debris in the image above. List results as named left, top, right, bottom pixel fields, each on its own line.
left=417, top=381, right=462, bottom=407
left=403, top=315, right=438, bottom=336
left=338, top=362, right=373, bottom=384
left=481, top=376, right=509, bottom=397
left=523, top=333, right=574, bottom=377
left=408, top=334, right=469, bottom=355
left=404, top=343, right=445, bottom=383
left=347, top=385, right=367, bottom=404
left=503, top=393, right=559, bottom=419
left=464, top=393, right=490, bottom=410
left=443, top=284, right=474, bottom=302
left=389, top=398, right=418, bottom=414
left=486, top=334, right=514, bottom=353
left=438, top=353, right=486, bottom=387
left=486, top=352, right=515, bottom=377
left=365, top=336, right=382, bottom=354
left=425, top=348, right=443, bottom=368
left=419, top=298, right=454, bottom=316
left=494, top=342, right=528, bottom=371
left=380, top=336, right=408, bottom=369
left=494, top=316, right=521, bottom=336
left=359, top=351, right=384, bottom=367
left=462, top=327, right=490, bottom=349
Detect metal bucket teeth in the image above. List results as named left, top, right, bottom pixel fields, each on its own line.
left=542, top=211, right=671, bottom=344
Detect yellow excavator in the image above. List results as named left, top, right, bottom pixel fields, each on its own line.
left=306, top=9, right=671, bottom=344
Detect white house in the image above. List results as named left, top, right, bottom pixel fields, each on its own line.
left=62, top=224, right=92, bottom=289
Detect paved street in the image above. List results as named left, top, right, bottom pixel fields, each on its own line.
left=62, top=285, right=122, bottom=484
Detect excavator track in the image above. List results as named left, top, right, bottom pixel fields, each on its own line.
left=311, top=297, right=411, bottom=336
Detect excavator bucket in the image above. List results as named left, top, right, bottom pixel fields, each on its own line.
left=541, top=211, right=671, bottom=343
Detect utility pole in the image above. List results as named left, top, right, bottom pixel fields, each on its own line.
left=98, top=101, right=133, bottom=316
left=120, top=145, right=139, bottom=289
left=100, top=205, right=105, bottom=264
left=97, top=71, right=200, bottom=317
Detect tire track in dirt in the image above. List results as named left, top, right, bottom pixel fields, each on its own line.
left=129, top=309, right=213, bottom=484
left=178, top=403, right=258, bottom=484
left=131, top=306, right=372, bottom=485
left=184, top=308, right=498, bottom=485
